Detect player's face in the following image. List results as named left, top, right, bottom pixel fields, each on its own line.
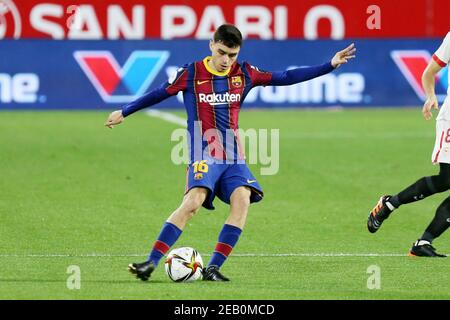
left=209, top=41, right=240, bottom=72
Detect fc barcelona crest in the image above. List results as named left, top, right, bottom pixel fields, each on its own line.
left=194, top=173, right=203, bottom=180
left=231, top=76, right=242, bottom=87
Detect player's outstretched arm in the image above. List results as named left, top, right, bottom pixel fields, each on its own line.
left=331, top=43, right=356, bottom=68
left=104, top=66, right=188, bottom=129
left=104, top=86, right=172, bottom=129
left=421, top=59, right=443, bottom=120
left=268, top=43, right=356, bottom=86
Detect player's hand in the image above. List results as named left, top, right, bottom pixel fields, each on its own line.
left=331, top=43, right=356, bottom=68
left=422, top=95, right=439, bottom=120
left=105, top=110, right=124, bottom=129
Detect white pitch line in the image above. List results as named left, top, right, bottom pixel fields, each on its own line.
left=0, top=253, right=432, bottom=258
left=145, top=109, right=187, bottom=127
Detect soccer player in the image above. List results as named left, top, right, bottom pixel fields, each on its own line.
left=368, top=31, right=450, bottom=257
left=105, top=24, right=356, bottom=281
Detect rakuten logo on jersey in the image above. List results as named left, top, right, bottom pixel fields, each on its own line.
left=0, top=73, right=41, bottom=104
left=199, top=92, right=241, bottom=105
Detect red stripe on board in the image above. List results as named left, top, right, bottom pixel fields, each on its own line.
left=398, top=56, right=429, bottom=97
left=83, top=57, right=120, bottom=95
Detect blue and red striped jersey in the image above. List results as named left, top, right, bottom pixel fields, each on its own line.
left=121, top=56, right=334, bottom=162
left=168, top=57, right=273, bottom=162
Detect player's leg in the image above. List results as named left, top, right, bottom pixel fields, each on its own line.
left=203, top=186, right=252, bottom=281
left=369, top=120, right=450, bottom=233
left=368, top=163, right=450, bottom=233
left=129, top=158, right=223, bottom=281
left=146, top=187, right=208, bottom=264
left=225, top=186, right=252, bottom=229
left=409, top=196, right=450, bottom=257
left=167, top=187, right=209, bottom=229
left=128, top=187, right=208, bottom=281
left=388, top=162, right=450, bottom=207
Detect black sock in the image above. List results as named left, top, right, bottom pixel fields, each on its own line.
left=388, top=195, right=401, bottom=208
left=420, top=231, right=434, bottom=243
left=392, top=176, right=436, bottom=207
left=390, top=163, right=450, bottom=208
left=422, top=196, right=450, bottom=241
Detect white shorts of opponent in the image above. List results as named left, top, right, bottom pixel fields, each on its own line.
left=432, top=120, right=450, bottom=164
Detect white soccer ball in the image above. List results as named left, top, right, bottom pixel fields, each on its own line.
left=164, top=247, right=203, bottom=282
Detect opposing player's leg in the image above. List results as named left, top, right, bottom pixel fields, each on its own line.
left=408, top=195, right=450, bottom=257
left=369, top=121, right=450, bottom=233
left=368, top=163, right=450, bottom=233
left=128, top=187, right=208, bottom=281
left=203, top=186, right=252, bottom=282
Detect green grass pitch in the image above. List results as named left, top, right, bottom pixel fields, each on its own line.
left=1, top=109, right=449, bottom=299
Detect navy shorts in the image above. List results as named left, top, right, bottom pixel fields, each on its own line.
left=184, top=158, right=264, bottom=210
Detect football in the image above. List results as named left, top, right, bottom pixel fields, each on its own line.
left=165, top=247, right=204, bottom=282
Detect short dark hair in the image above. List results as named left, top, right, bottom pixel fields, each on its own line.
left=213, top=24, right=243, bottom=48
